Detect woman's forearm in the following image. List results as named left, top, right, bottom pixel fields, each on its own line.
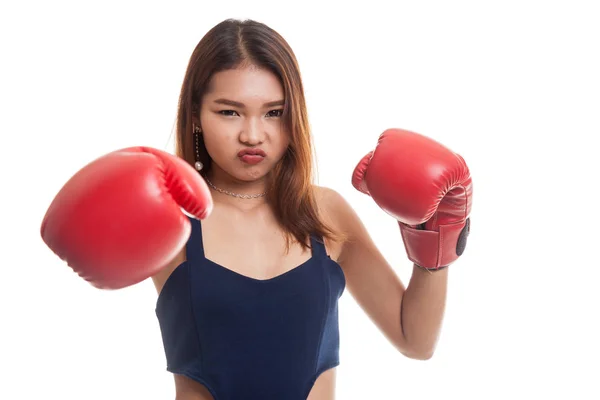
left=399, top=265, right=449, bottom=359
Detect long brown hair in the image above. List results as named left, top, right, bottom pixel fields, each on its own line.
left=175, top=19, right=341, bottom=250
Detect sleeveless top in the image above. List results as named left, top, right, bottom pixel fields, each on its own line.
left=155, top=216, right=346, bottom=399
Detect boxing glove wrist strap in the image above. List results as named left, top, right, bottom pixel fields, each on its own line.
left=415, top=263, right=448, bottom=272
left=399, top=218, right=470, bottom=270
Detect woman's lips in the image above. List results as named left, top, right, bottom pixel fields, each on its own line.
left=238, top=148, right=266, bottom=164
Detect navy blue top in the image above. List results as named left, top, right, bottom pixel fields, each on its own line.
left=155, top=216, right=346, bottom=399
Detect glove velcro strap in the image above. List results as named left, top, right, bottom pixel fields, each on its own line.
left=399, top=219, right=470, bottom=270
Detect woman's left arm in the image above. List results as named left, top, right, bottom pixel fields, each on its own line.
left=325, top=188, right=446, bottom=360
left=326, top=129, right=472, bottom=360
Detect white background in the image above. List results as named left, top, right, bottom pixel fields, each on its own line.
left=1, top=0, right=599, bottom=399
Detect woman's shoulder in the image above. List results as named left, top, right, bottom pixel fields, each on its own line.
left=311, top=184, right=360, bottom=238
left=312, top=184, right=353, bottom=217
left=312, top=184, right=374, bottom=263
left=312, top=184, right=368, bottom=240
left=313, top=185, right=343, bottom=215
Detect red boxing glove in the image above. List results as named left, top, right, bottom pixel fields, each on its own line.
left=40, top=147, right=213, bottom=289
left=352, top=129, right=472, bottom=270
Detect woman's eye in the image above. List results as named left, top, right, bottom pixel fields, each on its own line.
left=267, top=109, right=283, bottom=117
left=219, top=110, right=238, bottom=116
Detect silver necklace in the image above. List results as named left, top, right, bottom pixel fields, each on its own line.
left=204, top=176, right=267, bottom=199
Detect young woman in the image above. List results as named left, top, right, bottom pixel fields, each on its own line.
left=41, top=18, right=472, bottom=400
left=151, top=18, right=472, bottom=399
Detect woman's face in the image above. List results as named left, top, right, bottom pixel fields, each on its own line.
left=197, top=65, right=290, bottom=183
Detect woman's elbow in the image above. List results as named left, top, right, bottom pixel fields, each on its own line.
left=396, top=343, right=436, bottom=360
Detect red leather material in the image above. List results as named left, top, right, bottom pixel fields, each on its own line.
left=352, top=128, right=473, bottom=270
left=40, top=147, right=213, bottom=289
left=400, top=220, right=469, bottom=270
